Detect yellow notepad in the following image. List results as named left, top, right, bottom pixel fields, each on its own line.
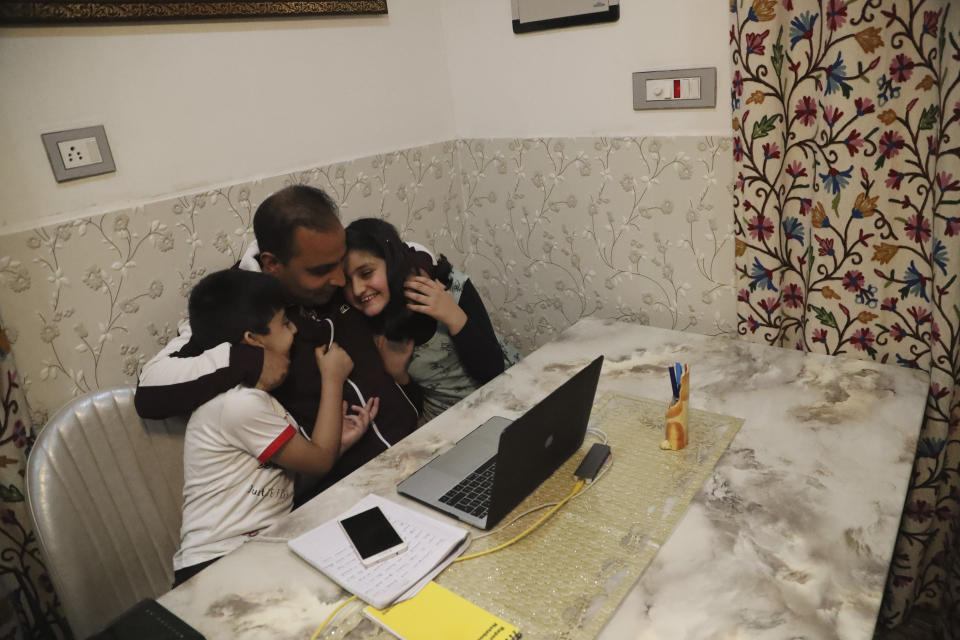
left=364, top=581, right=521, bottom=640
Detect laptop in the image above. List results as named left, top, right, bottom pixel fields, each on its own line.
left=397, top=355, right=604, bottom=530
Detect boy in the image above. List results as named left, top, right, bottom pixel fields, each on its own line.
left=172, top=269, right=377, bottom=586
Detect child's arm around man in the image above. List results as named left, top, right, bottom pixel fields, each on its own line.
left=173, top=269, right=376, bottom=587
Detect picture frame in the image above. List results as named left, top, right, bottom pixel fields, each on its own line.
left=0, top=0, right=387, bottom=24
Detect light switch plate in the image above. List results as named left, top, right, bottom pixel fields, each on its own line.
left=633, top=67, right=717, bottom=110
left=42, top=125, right=116, bottom=183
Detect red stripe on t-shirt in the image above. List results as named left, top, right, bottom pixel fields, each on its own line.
left=258, top=424, right=296, bottom=463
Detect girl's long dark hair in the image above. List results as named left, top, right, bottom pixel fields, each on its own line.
left=345, top=218, right=452, bottom=345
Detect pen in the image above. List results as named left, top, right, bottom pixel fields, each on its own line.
left=669, top=363, right=679, bottom=399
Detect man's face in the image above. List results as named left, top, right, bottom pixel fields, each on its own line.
left=262, top=225, right=347, bottom=306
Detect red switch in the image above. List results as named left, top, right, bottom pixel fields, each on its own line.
left=673, top=79, right=681, bottom=98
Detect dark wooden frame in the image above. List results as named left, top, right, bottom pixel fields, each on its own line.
left=0, top=0, right=387, bottom=24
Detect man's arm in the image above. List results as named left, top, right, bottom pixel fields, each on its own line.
left=134, top=322, right=266, bottom=419
left=373, top=335, right=425, bottom=415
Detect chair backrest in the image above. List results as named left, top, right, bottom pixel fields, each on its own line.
left=25, top=386, right=186, bottom=639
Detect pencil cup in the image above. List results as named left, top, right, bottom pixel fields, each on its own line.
left=661, top=364, right=689, bottom=450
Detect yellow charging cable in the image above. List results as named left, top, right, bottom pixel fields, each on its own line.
left=309, top=594, right=357, bottom=640
left=310, top=479, right=587, bottom=638
left=453, top=479, right=585, bottom=563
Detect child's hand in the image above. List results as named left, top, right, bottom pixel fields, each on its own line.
left=340, top=397, right=378, bottom=450
left=315, top=342, right=353, bottom=383
left=404, top=275, right=467, bottom=333
left=374, top=334, right=414, bottom=385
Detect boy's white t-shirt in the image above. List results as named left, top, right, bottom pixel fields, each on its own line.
left=174, top=385, right=301, bottom=571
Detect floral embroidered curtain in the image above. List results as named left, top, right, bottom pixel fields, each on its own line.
left=0, top=321, right=68, bottom=638
left=731, top=0, right=959, bottom=630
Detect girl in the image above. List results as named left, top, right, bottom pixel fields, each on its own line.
left=344, top=218, right=519, bottom=420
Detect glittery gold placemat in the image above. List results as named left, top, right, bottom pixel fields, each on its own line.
left=336, top=392, right=743, bottom=640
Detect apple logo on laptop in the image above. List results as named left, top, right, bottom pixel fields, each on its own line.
left=544, top=434, right=554, bottom=448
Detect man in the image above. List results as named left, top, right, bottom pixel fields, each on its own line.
left=136, top=185, right=421, bottom=505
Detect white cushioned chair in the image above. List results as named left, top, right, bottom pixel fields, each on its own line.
left=25, top=386, right=186, bottom=639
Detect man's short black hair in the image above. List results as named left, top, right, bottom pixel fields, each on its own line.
left=187, top=269, right=290, bottom=351
left=253, top=185, right=341, bottom=264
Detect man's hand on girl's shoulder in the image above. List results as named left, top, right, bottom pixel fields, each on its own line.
left=374, top=335, right=414, bottom=385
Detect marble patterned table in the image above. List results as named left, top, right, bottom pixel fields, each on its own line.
left=158, top=318, right=928, bottom=639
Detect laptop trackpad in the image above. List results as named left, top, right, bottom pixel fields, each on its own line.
left=430, top=415, right=513, bottom=476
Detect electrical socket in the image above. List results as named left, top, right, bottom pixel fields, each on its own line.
left=57, top=137, right=103, bottom=169
left=41, top=125, right=116, bottom=183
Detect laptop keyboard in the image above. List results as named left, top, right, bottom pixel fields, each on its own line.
left=438, top=457, right=496, bottom=519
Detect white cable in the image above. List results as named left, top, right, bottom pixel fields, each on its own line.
left=371, top=423, right=392, bottom=448
left=322, top=315, right=392, bottom=449
left=586, top=427, right=608, bottom=444
left=346, top=379, right=392, bottom=449
left=394, top=381, right=421, bottom=417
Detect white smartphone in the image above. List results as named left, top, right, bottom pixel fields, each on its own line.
left=338, top=506, right=407, bottom=567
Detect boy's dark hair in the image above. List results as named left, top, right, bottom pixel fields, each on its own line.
left=187, top=269, right=290, bottom=351
left=253, top=185, right=341, bottom=264
left=345, top=218, right=452, bottom=346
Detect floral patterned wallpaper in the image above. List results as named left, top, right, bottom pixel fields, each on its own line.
left=432, top=138, right=735, bottom=352
left=0, top=136, right=734, bottom=428
left=0, top=135, right=732, bottom=635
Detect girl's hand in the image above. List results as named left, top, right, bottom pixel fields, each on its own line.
left=404, top=275, right=467, bottom=334
left=340, top=397, right=378, bottom=450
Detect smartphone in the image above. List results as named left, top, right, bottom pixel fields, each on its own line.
left=338, top=506, right=407, bottom=567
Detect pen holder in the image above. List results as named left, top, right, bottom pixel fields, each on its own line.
left=661, top=365, right=689, bottom=450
